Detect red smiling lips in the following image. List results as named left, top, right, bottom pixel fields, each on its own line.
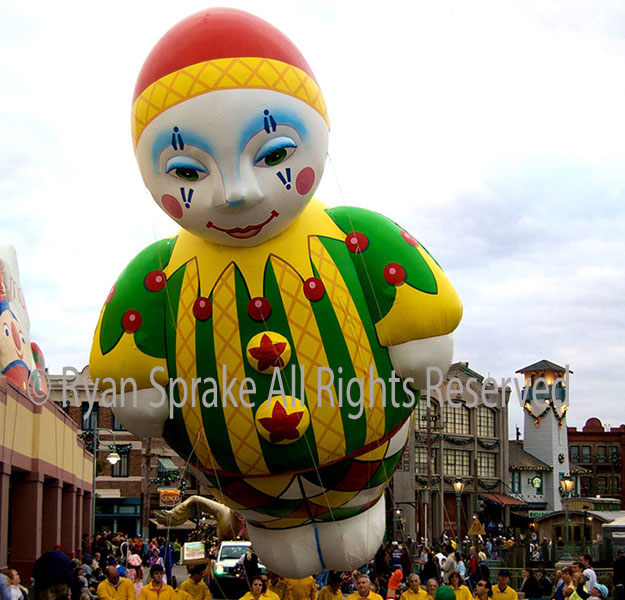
left=206, top=210, right=279, bottom=239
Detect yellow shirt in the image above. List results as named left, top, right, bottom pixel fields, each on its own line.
left=269, top=581, right=287, bottom=600
left=451, top=586, right=471, bottom=600
left=318, top=587, right=342, bottom=600
left=491, top=585, right=518, bottom=600
left=283, top=578, right=317, bottom=600
left=176, top=591, right=192, bottom=600
left=263, top=592, right=281, bottom=600
left=400, top=589, right=429, bottom=600
left=178, top=579, right=211, bottom=600
left=97, top=578, right=137, bottom=600
left=138, top=583, right=178, bottom=600
left=346, top=593, right=384, bottom=600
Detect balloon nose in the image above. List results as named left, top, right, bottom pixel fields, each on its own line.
left=11, top=321, right=21, bottom=351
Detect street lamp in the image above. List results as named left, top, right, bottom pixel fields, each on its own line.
left=453, top=479, right=465, bottom=548
left=560, top=475, right=575, bottom=561
left=90, top=427, right=122, bottom=535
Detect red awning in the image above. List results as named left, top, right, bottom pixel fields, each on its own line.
left=480, top=493, right=528, bottom=507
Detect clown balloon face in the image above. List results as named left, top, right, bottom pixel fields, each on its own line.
left=136, top=90, right=329, bottom=246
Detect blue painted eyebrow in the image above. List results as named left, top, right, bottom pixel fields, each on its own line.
left=238, top=108, right=309, bottom=155
left=152, top=130, right=216, bottom=171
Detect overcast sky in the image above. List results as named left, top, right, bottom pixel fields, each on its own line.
left=1, top=0, right=624, bottom=436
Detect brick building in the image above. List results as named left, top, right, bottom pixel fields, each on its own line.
left=49, top=366, right=207, bottom=536
left=567, top=417, right=624, bottom=506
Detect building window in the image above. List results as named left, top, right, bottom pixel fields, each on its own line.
left=111, top=453, right=129, bottom=477
left=581, top=446, right=591, bottom=462
left=416, top=447, right=438, bottom=474
left=113, top=414, right=126, bottom=431
left=443, top=449, right=471, bottom=476
left=570, top=446, right=579, bottom=461
left=477, top=452, right=496, bottom=478
left=511, top=471, right=522, bottom=493
left=443, top=403, right=470, bottom=435
left=414, top=400, right=440, bottom=431
left=580, top=476, right=593, bottom=496
left=596, top=446, right=606, bottom=463
left=477, top=406, right=496, bottom=437
left=611, top=476, right=621, bottom=495
left=81, top=403, right=98, bottom=430
left=597, top=476, right=608, bottom=494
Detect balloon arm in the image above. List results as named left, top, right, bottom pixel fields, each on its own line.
left=112, top=388, right=169, bottom=438
left=388, top=333, right=453, bottom=390
left=155, top=495, right=246, bottom=540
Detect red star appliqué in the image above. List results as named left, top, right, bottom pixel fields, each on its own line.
left=248, top=334, right=287, bottom=371
left=259, top=401, right=304, bottom=443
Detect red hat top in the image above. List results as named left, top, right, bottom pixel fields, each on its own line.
left=131, top=8, right=328, bottom=147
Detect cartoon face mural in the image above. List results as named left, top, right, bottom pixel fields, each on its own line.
left=0, top=301, right=27, bottom=368
left=0, top=249, right=47, bottom=394
left=91, top=8, right=462, bottom=578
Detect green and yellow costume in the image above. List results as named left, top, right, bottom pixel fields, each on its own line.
left=90, top=200, right=461, bottom=528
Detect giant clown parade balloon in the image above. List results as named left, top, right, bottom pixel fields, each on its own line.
left=90, top=8, right=462, bottom=576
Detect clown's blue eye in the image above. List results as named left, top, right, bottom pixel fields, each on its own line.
left=3, top=326, right=9, bottom=336
left=166, top=157, right=208, bottom=181
left=254, top=136, right=297, bottom=167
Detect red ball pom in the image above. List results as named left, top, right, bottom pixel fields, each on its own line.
left=193, top=297, right=212, bottom=321
left=248, top=297, right=271, bottom=322
left=144, top=270, right=167, bottom=292
left=303, top=277, right=325, bottom=301
left=122, top=310, right=142, bottom=333
left=105, top=285, right=116, bottom=305
left=383, top=263, right=406, bottom=285
left=345, top=232, right=369, bottom=253
left=401, top=230, right=419, bottom=247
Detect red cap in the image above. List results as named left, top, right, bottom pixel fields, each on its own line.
left=133, top=8, right=316, bottom=102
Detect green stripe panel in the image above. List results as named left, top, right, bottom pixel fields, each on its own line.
left=317, top=237, right=414, bottom=440
left=162, top=263, right=197, bottom=463
left=307, top=254, right=366, bottom=455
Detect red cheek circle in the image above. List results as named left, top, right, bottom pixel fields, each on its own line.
left=295, top=167, right=315, bottom=196
left=161, top=194, right=183, bottom=219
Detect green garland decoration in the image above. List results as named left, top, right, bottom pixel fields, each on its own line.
left=150, top=470, right=188, bottom=496
left=509, top=464, right=553, bottom=472
left=478, top=478, right=500, bottom=490
left=77, top=432, right=131, bottom=455
left=524, top=400, right=568, bottom=427
left=477, top=439, right=500, bottom=449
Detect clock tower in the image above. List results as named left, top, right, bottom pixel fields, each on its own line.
left=516, top=360, right=572, bottom=511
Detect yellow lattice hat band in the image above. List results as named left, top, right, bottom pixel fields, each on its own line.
left=131, top=56, right=329, bottom=148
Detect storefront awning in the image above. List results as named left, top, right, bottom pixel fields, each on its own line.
left=158, top=457, right=178, bottom=473
left=480, top=493, right=528, bottom=507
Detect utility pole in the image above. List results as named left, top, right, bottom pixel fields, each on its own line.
left=426, top=404, right=433, bottom=545
left=142, top=437, right=152, bottom=539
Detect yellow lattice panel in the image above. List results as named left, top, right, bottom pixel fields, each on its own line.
left=212, top=263, right=269, bottom=475
left=132, top=57, right=329, bottom=147
left=270, top=256, right=345, bottom=465
left=308, top=238, right=385, bottom=445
